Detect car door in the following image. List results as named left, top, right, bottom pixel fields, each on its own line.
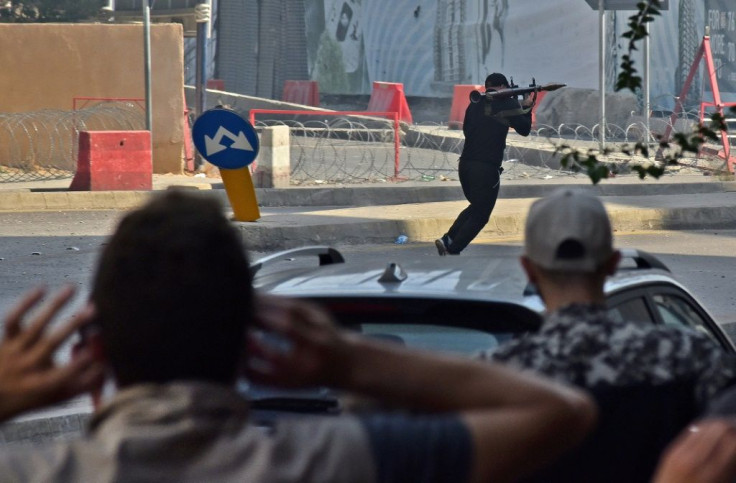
left=647, top=287, right=733, bottom=350
left=606, top=288, right=655, bottom=326
left=607, top=284, right=735, bottom=352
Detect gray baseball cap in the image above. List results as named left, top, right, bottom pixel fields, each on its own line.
left=524, top=189, right=613, bottom=272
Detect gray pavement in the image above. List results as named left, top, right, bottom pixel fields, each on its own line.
left=1, top=170, right=736, bottom=252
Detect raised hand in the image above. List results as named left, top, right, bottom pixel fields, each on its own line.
left=0, top=286, right=105, bottom=422
left=245, top=294, right=350, bottom=389
left=653, top=419, right=736, bottom=483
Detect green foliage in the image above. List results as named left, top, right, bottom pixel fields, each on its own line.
left=0, top=0, right=105, bottom=23
left=616, top=0, right=662, bottom=93
left=556, top=0, right=734, bottom=184
left=631, top=164, right=666, bottom=180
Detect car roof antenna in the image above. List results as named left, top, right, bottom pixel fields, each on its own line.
left=378, top=262, right=408, bottom=283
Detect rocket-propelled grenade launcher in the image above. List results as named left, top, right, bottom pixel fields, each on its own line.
left=469, top=80, right=566, bottom=103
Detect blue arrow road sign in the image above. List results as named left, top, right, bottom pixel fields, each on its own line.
left=192, top=108, right=260, bottom=169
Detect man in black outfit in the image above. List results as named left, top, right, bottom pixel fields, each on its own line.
left=436, top=72, right=533, bottom=255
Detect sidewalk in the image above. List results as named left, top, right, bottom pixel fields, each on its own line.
left=1, top=171, right=735, bottom=251
left=235, top=190, right=736, bottom=251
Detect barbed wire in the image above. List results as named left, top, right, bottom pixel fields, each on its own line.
left=254, top=108, right=728, bottom=185
left=0, top=104, right=727, bottom=185
left=0, top=102, right=144, bottom=182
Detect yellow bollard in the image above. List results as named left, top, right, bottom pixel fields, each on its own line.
left=220, top=166, right=261, bottom=222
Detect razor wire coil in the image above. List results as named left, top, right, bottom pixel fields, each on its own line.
left=0, top=102, right=144, bottom=183
left=253, top=105, right=728, bottom=185
left=0, top=103, right=728, bottom=185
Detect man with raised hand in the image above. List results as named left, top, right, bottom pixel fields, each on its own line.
left=0, top=190, right=595, bottom=483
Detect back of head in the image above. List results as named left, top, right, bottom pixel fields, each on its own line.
left=91, top=190, right=253, bottom=387
left=485, top=72, right=509, bottom=89
left=524, top=189, right=613, bottom=274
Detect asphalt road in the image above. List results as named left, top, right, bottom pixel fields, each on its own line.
left=1, top=210, right=735, bottom=423
left=0, top=209, right=734, bottom=325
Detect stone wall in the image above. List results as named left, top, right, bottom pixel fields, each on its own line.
left=0, top=24, right=185, bottom=174
left=535, top=87, right=639, bottom=131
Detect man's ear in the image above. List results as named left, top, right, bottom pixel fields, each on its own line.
left=520, top=255, right=538, bottom=284
left=72, top=331, right=106, bottom=364
left=72, top=332, right=107, bottom=409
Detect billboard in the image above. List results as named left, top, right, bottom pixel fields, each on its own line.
left=705, top=0, right=736, bottom=93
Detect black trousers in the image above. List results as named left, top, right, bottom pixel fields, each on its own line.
left=444, top=159, right=501, bottom=254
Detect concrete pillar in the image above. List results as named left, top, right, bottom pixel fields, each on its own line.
left=254, top=125, right=290, bottom=188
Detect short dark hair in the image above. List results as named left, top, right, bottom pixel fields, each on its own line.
left=91, top=190, right=254, bottom=387
left=485, top=73, right=509, bottom=88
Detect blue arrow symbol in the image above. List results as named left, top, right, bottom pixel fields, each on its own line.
left=204, top=126, right=254, bottom=156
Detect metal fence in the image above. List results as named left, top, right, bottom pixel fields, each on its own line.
left=0, top=101, right=144, bottom=182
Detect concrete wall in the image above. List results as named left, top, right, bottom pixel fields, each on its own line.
left=0, top=24, right=185, bottom=174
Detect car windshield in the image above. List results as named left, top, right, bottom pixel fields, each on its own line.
left=244, top=294, right=540, bottom=415
left=361, top=323, right=514, bottom=355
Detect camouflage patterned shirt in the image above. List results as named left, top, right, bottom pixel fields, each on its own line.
left=478, top=303, right=736, bottom=406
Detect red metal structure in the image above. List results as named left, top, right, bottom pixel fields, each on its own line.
left=248, top=109, right=402, bottom=180
left=659, top=31, right=736, bottom=173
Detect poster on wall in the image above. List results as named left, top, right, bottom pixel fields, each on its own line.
left=325, top=0, right=364, bottom=73
left=307, top=0, right=368, bottom=94
left=705, top=0, right=736, bottom=94
left=302, top=0, right=687, bottom=104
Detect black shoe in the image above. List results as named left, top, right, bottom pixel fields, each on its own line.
left=435, top=238, right=448, bottom=256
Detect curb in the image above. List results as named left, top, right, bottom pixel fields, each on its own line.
left=236, top=197, right=736, bottom=251
left=0, top=188, right=229, bottom=213
left=255, top=180, right=736, bottom=207
left=1, top=180, right=735, bottom=211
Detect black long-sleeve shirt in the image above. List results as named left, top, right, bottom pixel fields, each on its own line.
left=460, top=97, right=532, bottom=166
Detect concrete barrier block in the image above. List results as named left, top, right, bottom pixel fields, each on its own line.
left=69, top=131, right=152, bottom=191
left=254, top=126, right=290, bottom=188
left=282, top=80, right=320, bottom=107
left=535, top=88, right=638, bottom=130
left=448, top=84, right=483, bottom=129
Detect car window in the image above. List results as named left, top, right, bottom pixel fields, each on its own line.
left=607, top=296, right=652, bottom=325
left=652, top=293, right=714, bottom=339
left=360, top=323, right=513, bottom=355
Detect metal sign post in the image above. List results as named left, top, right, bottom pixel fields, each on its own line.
left=194, top=2, right=211, bottom=170
left=584, top=1, right=669, bottom=153
left=598, top=0, right=606, bottom=151
left=644, top=21, right=651, bottom=156
left=143, top=0, right=152, bottom=138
